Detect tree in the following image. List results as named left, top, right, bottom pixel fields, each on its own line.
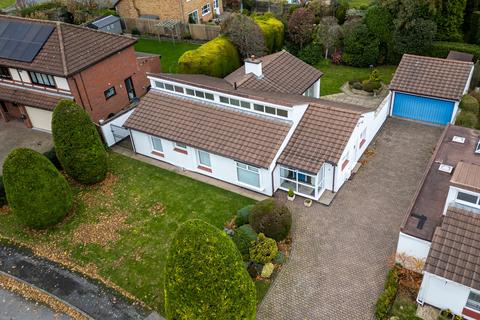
left=165, top=219, right=256, bottom=320
left=343, top=24, right=380, bottom=67
left=288, top=8, right=316, bottom=49
left=365, top=5, right=394, bottom=63
left=394, top=18, right=437, bottom=56
left=2, top=148, right=72, bottom=229
left=315, top=16, right=342, bottom=59
left=435, top=0, right=467, bottom=41
left=221, top=13, right=266, bottom=59
left=52, top=100, right=108, bottom=184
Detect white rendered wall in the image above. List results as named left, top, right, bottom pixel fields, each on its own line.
left=130, top=130, right=273, bottom=195
left=99, top=108, right=135, bottom=147
left=396, top=232, right=431, bottom=263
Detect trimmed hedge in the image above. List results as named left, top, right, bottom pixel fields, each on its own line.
left=178, top=36, right=241, bottom=78
left=235, top=204, right=254, bottom=227
left=375, top=268, right=399, bottom=320
left=52, top=100, right=108, bottom=184
left=427, top=41, right=480, bottom=61
left=232, top=224, right=257, bottom=260
left=2, top=148, right=72, bottom=229
left=165, top=219, right=256, bottom=320
left=252, top=13, right=284, bottom=53
left=0, top=176, right=6, bottom=207
left=460, top=95, right=480, bottom=113
left=456, top=111, right=478, bottom=128
left=249, top=199, right=292, bottom=241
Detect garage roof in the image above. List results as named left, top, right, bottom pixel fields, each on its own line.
left=390, top=54, right=473, bottom=101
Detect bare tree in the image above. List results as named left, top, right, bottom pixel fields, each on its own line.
left=315, top=16, right=342, bottom=59
left=221, top=13, right=267, bottom=59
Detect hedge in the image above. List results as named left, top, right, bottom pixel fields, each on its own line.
left=460, top=95, right=480, bottom=114
left=456, top=111, right=478, bottom=128
left=469, top=11, right=480, bottom=44
left=165, top=219, right=256, bottom=320
left=252, top=13, right=284, bottom=53
left=375, top=268, right=399, bottom=320
left=178, top=36, right=241, bottom=78
left=52, top=100, right=108, bottom=184
left=235, top=204, right=254, bottom=227
left=2, top=148, right=72, bottom=229
left=427, top=41, right=480, bottom=61
left=249, top=198, right=292, bottom=241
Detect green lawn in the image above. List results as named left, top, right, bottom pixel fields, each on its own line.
left=388, top=295, right=422, bottom=320
left=134, top=38, right=200, bottom=73
left=0, top=0, right=14, bottom=9
left=342, top=0, right=373, bottom=9
left=0, top=152, right=255, bottom=314
left=317, top=60, right=397, bottom=96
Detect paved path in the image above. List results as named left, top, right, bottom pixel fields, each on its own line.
left=0, top=287, right=71, bottom=320
left=258, top=118, right=443, bottom=320
left=0, top=244, right=150, bottom=320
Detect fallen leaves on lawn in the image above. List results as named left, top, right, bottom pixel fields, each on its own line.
left=72, top=212, right=129, bottom=246
left=77, top=173, right=118, bottom=210
left=0, top=273, right=88, bottom=320
left=0, top=205, right=10, bottom=215
left=148, top=202, right=165, bottom=216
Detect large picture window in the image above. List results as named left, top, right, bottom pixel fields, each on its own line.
left=29, top=71, right=55, bottom=87
left=237, top=162, right=260, bottom=188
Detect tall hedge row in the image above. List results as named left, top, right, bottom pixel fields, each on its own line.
left=52, top=100, right=108, bottom=184
left=253, top=14, right=284, bottom=53
left=178, top=36, right=241, bottom=78
left=2, top=148, right=72, bottom=229
left=427, top=41, right=480, bottom=61
left=469, top=11, right=480, bottom=44
left=165, top=219, right=256, bottom=320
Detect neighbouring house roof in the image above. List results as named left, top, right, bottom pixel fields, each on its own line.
left=0, top=83, right=69, bottom=111
left=451, top=161, right=480, bottom=193
left=400, top=125, right=480, bottom=241
left=224, top=50, right=324, bottom=96
left=0, top=15, right=137, bottom=77
left=447, top=50, right=474, bottom=62
left=151, top=73, right=323, bottom=107
left=389, top=54, right=473, bottom=101
left=124, top=91, right=292, bottom=168
left=89, top=15, right=120, bottom=29
left=425, top=207, right=480, bottom=290
left=277, top=100, right=362, bottom=174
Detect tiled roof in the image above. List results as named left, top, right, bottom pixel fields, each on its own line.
left=0, top=16, right=136, bottom=76
left=124, top=90, right=291, bottom=168
left=224, top=50, right=323, bottom=96
left=278, top=100, right=362, bottom=173
left=451, top=161, right=480, bottom=193
left=425, top=207, right=480, bottom=290
left=0, top=83, right=68, bottom=111
left=389, top=54, right=473, bottom=101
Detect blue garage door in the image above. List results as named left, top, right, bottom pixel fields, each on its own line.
left=392, top=93, right=455, bottom=125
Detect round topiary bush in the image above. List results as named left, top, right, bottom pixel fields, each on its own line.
left=165, top=219, right=256, bottom=320
left=232, top=224, right=257, bottom=260
left=456, top=111, right=478, bottom=128
left=52, top=100, right=108, bottom=184
left=460, top=95, right=480, bottom=114
left=2, top=148, right=72, bottom=229
left=249, top=199, right=292, bottom=241
left=249, top=233, right=278, bottom=264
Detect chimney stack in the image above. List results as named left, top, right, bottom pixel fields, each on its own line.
left=244, top=54, right=262, bottom=77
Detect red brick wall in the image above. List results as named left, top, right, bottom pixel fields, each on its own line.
left=68, top=46, right=160, bottom=123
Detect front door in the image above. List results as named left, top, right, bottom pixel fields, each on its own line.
left=124, top=77, right=136, bottom=101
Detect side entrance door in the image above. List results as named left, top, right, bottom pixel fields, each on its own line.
left=124, top=77, right=136, bottom=101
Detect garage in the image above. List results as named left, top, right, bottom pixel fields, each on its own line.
left=389, top=54, right=474, bottom=126
left=25, top=106, right=53, bottom=132
left=392, top=93, right=455, bottom=125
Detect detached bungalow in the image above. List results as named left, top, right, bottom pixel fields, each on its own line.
left=123, top=51, right=390, bottom=200
left=389, top=54, right=474, bottom=125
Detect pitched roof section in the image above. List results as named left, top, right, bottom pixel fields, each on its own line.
left=425, top=207, right=480, bottom=290
left=451, top=161, right=480, bottom=193
left=278, top=100, right=362, bottom=173
left=389, top=54, right=473, bottom=101
left=0, top=83, right=69, bottom=111
left=0, top=16, right=136, bottom=77
left=124, top=91, right=291, bottom=168
left=224, top=50, right=323, bottom=96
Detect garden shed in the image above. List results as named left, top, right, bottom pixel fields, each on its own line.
left=389, top=54, right=474, bottom=125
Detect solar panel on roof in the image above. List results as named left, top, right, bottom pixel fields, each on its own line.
left=0, top=20, right=54, bottom=63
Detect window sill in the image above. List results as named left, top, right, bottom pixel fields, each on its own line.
left=151, top=150, right=164, bottom=157
left=197, top=165, right=212, bottom=173
left=174, top=148, right=188, bottom=155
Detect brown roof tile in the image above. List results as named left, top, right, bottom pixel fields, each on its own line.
left=0, top=15, right=136, bottom=76
left=0, top=83, right=67, bottom=111
left=425, top=207, right=480, bottom=290
left=389, top=54, right=473, bottom=101
left=278, top=100, right=361, bottom=173
left=124, top=91, right=291, bottom=168
left=224, top=50, right=323, bottom=96
left=451, top=161, right=480, bottom=193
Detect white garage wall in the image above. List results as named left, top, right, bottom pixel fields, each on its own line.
left=25, top=106, right=52, bottom=132
left=396, top=232, right=431, bottom=263
left=130, top=130, right=273, bottom=196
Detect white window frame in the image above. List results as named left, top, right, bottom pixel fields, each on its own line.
left=455, top=190, right=480, bottom=209
left=175, top=142, right=187, bottom=150
left=197, top=150, right=212, bottom=168
left=188, top=10, right=199, bottom=23
left=202, top=3, right=211, bottom=15
left=150, top=136, right=163, bottom=153
left=279, top=166, right=317, bottom=198
left=236, top=162, right=261, bottom=188
left=213, top=0, right=219, bottom=8
left=466, top=290, right=480, bottom=312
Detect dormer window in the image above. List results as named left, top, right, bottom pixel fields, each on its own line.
left=29, top=71, right=55, bottom=87
left=456, top=190, right=480, bottom=209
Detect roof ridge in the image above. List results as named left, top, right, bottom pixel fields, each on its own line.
left=56, top=22, right=69, bottom=76
left=404, top=53, right=474, bottom=65
left=309, top=101, right=364, bottom=115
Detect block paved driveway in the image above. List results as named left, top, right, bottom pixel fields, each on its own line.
left=257, top=118, right=443, bottom=320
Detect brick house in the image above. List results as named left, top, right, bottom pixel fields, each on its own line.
left=0, top=15, right=160, bottom=132
left=114, top=0, right=222, bottom=23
